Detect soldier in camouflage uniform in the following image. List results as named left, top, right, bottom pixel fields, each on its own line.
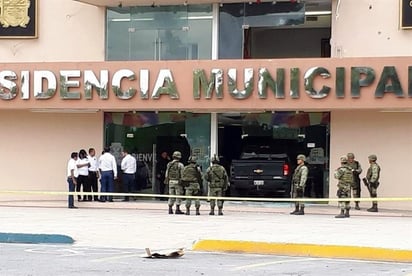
left=347, top=153, right=363, bottom=210
left=290, top=154, right=308, bottom=215
left=334, top=156, right=354, bottom=218
left=181, top=156, right=202, bottom=215
left=165, top=151, right=185, bottom=214
left=204, top=155, right=229, bottom=216
left=366, top=154, right=381, bottom=212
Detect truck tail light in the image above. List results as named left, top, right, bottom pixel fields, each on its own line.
left=283, top=164, right=289, bottom=176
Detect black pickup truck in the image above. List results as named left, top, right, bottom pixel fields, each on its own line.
left=229, top=139, right=296, bottom=197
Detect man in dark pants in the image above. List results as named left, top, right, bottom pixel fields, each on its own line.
left=67, top=152, right=78, bottom=209
left=88, top=148, right=100, bottom=201
left=121, top=148, right=137, bottom=201
left=98, top=147, right=117, bottom=202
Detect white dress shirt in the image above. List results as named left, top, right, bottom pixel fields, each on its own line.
left=77, top=158, right=89, bottom=176
left=121, top=154, right=137, bottom=174
left=67, top=158, right=79, bottom=178
left=88, top=155, right=99, bottom=172
left=99, top=152, right=118, bottom=178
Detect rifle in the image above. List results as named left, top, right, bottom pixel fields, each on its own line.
left=362, top=177, right=371, bottom=193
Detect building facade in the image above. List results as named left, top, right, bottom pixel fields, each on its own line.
left=0, top=0, right=411, bottom=210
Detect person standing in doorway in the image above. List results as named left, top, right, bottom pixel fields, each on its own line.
left=366, top=154, right=381, bottom=212
left=88, top=148, right=100, bottom=201
left=121, top=148, right=137, bottom=201
left=156, top=151, right=170, bottom=200
left=67, top=152, right=78, bottom=209
left=290, top=154, right=308, bottom=215
left=347, top=152, right=362, bottom=210
left=165, top=151, right=185, bottom=214
left=181, top=156, right=202, bottom=215
left=99, top=147, right=117, bottom=202
left=76, top=149, right=90, bottom=201
left=204, top=155, right=229, bottom=216
left=334, top=156, right=354, bottom=218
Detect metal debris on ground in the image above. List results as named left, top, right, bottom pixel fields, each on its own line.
left=142, top=247, right=185, bottom=259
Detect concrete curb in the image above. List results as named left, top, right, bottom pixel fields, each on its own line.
left=192, top=240, right=412, bottom=263
left=0, top=232, right=74, bottom=244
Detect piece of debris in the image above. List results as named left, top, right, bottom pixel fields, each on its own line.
left=142, top=247, right=185, bottom=259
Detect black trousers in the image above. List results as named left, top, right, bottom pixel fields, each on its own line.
left=76, top=175, right=90, bottom=200
left=88, top=171, right=99, bottom=201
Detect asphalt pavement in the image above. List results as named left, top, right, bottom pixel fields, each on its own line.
left=0, top=199, right=411, bottom=262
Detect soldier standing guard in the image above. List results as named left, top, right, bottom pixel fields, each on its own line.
left=290, top=154, right=308, bottom=215
left=347, top=153, right=362, bottom=210
left=165, top=151, right=185, bottom=214
left=366, top=154, right=381, bottom=212
left=205, top=155, right=229, bottom=216
left=334, top=156, right=354, bottom=218
left=181, top=156, right=202, bottom=215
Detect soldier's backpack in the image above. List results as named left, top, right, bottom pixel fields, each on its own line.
left=167, top=161, right=180, bottom=180
left=181, top=164, right=198, bottom=186
left=209, top=165, right=225, bottom=188
left=341, top=166, right=354, bottom=186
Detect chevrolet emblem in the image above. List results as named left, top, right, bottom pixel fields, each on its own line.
left=253, top=169, right=263, bottom=174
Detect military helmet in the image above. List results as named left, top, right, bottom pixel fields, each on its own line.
left=340, top=155, right=348, bottom=163
left=296, top=154, right=306, bottom=161
left=347, top=153, right=355, bottom=159
left=211, top=155, right=220, bottom=163
left=368, top=154, right=377, bottom=161
left=188, top=156, right=197, bottom=163
left=172, top=151, right=182, bottom=159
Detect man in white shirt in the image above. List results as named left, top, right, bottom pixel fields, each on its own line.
left=98, top=147, right=117, bottom=202
left=76, top=149, right=90, bottom=202
left=121, top=148, right=137, bottom=201
left=88, top=148, right=100, bottom=201
left=67, top=152, right=79, bottom=209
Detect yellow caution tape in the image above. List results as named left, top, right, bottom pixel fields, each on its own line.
left=0, top=190, right=411, bottom=202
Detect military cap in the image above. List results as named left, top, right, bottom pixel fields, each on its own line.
left=188, top=156, right=197, bottom=163
left=347, top=153, right=355, bottom=159
left=340, top=156, right=348, bottom=163
left=368, top=154, right=377, bottom=161
left=297, top=154, right=306, bottom=161
left=172, top=151, right=182, bottom=159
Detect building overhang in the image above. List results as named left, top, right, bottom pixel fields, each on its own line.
left=74, top=0, right=331, bottom=9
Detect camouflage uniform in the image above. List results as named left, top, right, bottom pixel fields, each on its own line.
left=204, top=156, right=229, bottom=216
left=334, top=156, right=354, bottom=218
left=165, top=151, right=185, bottom=214
left=347, top=153, right=363, bottom=210
left=181, top=156, right=202, bottom=215
left=290, top=154, right=308, bottom=215
left=366, top=154, right=380, bottom=212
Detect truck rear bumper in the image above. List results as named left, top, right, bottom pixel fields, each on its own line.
left=230, top=180, right=291, bottom=196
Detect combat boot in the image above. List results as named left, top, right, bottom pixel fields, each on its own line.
left=290, top=205, right=299, bottom=215
left=367, top=203, right=378, bottom=212
left=168, top=206, right=173, bottom=214
left=185, top=207, right=190, bottom=215
left=335, top=210, right=345, bottom=218
left=195, top=207, right=200, bottom=216
left=175, top=205, right=184, bottom=215
left=209, top=208, right=215, bottom=215
left=218, top=208, right=223, bottom=216
left=355, top=202, right=360, bottom=210
left=295, top=206, right=304, bottom=215
left=344, top=208, right=350, bottom=218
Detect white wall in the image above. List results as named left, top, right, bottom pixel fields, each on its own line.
left=331, top=0, right=412, bottom=57
left=0, top=0, right=105, bottom=62
left=330, top=110, right=412, bottom=210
